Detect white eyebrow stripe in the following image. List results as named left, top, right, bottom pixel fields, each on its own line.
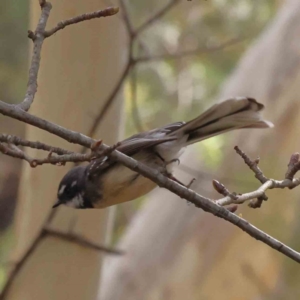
left=71, top=181, right=77, bottom=187
left=58, top=185, right=66, bottom=195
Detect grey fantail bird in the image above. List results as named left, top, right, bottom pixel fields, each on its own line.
left=53, top=97, right=273, bottom=209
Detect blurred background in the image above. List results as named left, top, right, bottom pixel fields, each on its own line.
left=2, top=0, right=300, bottom=299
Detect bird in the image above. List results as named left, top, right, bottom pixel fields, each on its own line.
left=53, top=97, right=273, bottom=209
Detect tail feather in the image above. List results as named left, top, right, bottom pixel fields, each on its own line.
left=172, top=97, right=273, bottom=145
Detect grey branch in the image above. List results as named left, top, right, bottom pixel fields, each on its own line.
left=0, top=101, right=93, bottom=148
left=19, top=2, right=52, bottom=111
left=0, top=133, right=73, bottom=155
left=44, top=6, right=119, bottom=38
left=215, top=147, right=300, bottom=208
left=1, top=97, right=300, bottom=262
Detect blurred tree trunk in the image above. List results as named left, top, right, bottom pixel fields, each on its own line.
left=4, top=1, right=125, bottom=299
left=0, top=119, right=24, bottom=234
left=100, top=0, right=300, bottom=299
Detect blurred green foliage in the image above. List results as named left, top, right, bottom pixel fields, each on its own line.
left=0, top=0, right=29, bottom=103
left=125, top=0, right=279, bottom=136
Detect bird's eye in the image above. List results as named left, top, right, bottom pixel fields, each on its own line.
left=64, top=187, right=73, bottom=197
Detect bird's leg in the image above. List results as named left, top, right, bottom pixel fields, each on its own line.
left=154, top=152, right=194, bottom=188
left=167, top=173, right=196, bottom=189
left=154, top=152, right=180, bottom=167
left=165, top=158, right=180, bottom=165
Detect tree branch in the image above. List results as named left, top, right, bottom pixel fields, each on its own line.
left=0, top=133, right=73, bottom=155
left=19, top=2, right=52, bottom=111
left=85, top=55, right=133, bottom=140
left=118, top=0, right=134, bottom=37
left=0, top=101, right=93, bottom=148
left=44, top=227, right=124, bottom=255
left=0, top=226, right=122, bottom=299
left=44, top=7, right=119, bottom=38
left=0, top=98, right=300, bottom=262
left=134, top=0, right=180, bottom=36
left=214, top=147, right=300, bottom=208
left=1, top=97, right=300, bottom=262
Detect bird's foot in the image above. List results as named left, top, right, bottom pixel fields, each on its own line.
left=164, top=158, right=180, bottom=167
left=167, top=174, right=196, bottom=189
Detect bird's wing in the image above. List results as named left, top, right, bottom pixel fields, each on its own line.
left=86, top=122, right=184, bottom=179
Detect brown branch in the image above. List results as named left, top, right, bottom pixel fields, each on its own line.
left=19, top=2, right=52, bottom=111
left=134, top=0, right=180, bottom=36
left=119, top=0, right=134, bottom=37
left=39, top=0, right=46, bottom=8
left=0, top=101, right=94, bottom=148
left=108, top=148, right=300, bottom=263
left=0, top=133, right=73, bottom=155
left=0, top=230, right=45, bottom=300
left=44, top=227, right=124, bottom=255
left=234, top=145, right=268, bottom=183
left=44, top=7, right=119, bottom=38
left=0, top=136, right=119, bottom=167
left=85, top=56, right=133, bottom=140
left=285, top=152, right=300, bottom=181
left=0, top=225, right=123, bottom=299
left=0, top=143, right=35, bottom=164
left=0, top=150, right=92, bottom=167
left=215, top=148, right=300, bottom=208
left=212, top=180, right=238, bottom=200
left=86, top=0, right=182, bottom=134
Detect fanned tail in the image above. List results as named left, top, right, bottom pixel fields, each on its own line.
left=172, top=97, right=273, bottom=145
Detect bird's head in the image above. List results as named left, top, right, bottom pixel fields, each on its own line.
left=53, top=166, right=93, bottom=209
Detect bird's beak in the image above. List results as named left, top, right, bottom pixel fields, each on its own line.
left=52, top=200, right=62, bottom=208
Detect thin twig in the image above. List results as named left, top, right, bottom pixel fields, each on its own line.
left=0, top=226, right=123, bottom=299
left=215, top=149, right=300, bottom=208
left=134, top=0, right=180, bottom=36
left=87, top=0, right=182, bottom=135
left=0, top=230, right=46, bottom=300
left=0, top=143, right=34, bottom=164
left=0, top=134, right=73, bottom=155
left=19, top=2, right=52, bottom=111
left=39, top=0, right=46, bottom=8
left=44, top=7, right=119, bottom=38
left=119, top=0, right=134, bottom=37
left=85, top=55, right=133, bottom=140
left=0, top=142, right=86, bottom=167
left=44, top=227, right=124, bottom=255
left=0, top=136, right=117, bottom=167
left=234, top=145, right=268, bottom=183
left=285, top=152, right=300, bottom=181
